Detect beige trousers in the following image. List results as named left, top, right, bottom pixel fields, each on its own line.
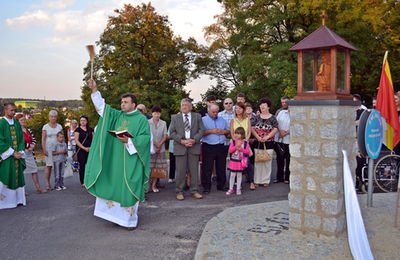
left=254, top=148, right=274, bottom=184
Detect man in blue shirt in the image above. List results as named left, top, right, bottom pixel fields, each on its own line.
left=218, top=98, right=235, bottom=166
left=201, top=104, right=230, bottom=193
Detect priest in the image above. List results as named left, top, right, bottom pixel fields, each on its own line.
left=85, top=79, right=150, bottom=229
left=0, top=103, right=26, bottom=209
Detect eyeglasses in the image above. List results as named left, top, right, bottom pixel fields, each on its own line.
left=224, top=102, right=233, bottom=105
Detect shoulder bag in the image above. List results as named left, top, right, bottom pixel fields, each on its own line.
left=150, top=153, right=168, bottom=179
left=64, top=161, right=74, bottom=178
left=72, top=133, right=88, bottom=162
left=255, top=142, right=271, bottom=162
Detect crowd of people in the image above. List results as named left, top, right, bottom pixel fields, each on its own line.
left=149, top=93, right=292, bottom=199
left=0, top=81, right=292, bottom=229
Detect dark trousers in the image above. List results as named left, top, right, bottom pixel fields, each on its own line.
left=201, top=143, right=226, bottom=191
left=276, top=143, right=290, bottom=182
left=77, top=150, right=89, bottom=185
left=169, top=152, right=176, bottom=179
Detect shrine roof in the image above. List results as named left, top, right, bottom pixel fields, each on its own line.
left=289, top=26, right=358, bottom=52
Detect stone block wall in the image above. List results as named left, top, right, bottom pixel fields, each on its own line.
left=288, top=103, right=357, bottom=237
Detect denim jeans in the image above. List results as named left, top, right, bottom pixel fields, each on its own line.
left=53, top=161, right=65, bottom=188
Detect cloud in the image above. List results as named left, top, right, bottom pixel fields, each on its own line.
left=50, top=9, right=109, bottom=45
left=5, top=10, right=51, bottom=29
left=0, top=57, right=17, bottom=66
left=44, top=0, right=77, bottom=10
left=5, top=0, right=223, bottom=46
left=165, top=0, right=223, bottom=44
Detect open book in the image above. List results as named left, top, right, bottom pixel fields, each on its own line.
left=107, top=130, right=133, bottom=138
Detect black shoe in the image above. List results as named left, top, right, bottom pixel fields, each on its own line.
left=203, top=190, right=210, bottom=194
left=217, top=186, right=229, bottom=191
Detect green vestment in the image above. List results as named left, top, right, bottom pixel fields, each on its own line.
left=0, top=118, right=26, bottom=189
left=84, top=105, right=150, bottom=207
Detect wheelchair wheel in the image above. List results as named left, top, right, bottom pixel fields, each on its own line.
left=373, top=154, right=400, bottom=192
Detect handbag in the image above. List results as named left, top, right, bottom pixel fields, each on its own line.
left=72, top=134, right=88, bottom=162
left=64, top=161, right=74, bottom=178
left=274, top=141, right=285, bottom=157
left=241, top=153, right=248, bottom=169
left=255, top=142, right=271, bottom=162
left=150, top=153, right=167, bottom=179
left=72, top=152, right=78, bottom=162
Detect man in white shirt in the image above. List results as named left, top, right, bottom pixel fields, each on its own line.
left=274, top=96, right=291, bottom=184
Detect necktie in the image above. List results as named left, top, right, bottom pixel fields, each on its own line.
left=184, top=114, right=190, bottom=132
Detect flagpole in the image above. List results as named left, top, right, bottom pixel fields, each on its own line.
left=395, top=189, right=399, bottom=227
left=383, top=51, right=388, bottom=65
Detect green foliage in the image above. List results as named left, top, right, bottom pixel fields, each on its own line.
left=200, top=85, right=229, bottom=106
left=26, top=108, right=67, bottom=147
left=81, top=3, right=198, bottom=125
left=0, top=98, right=83, bottom=116
left=202, top=0, right=400, bottom=109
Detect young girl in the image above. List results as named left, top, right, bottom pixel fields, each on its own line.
left=227, top=127, right=250, bottom=195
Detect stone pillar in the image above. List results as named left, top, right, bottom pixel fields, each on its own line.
left=288, top=100, right=357, bottom=237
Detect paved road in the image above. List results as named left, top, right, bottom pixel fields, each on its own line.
left=0, top=168, right=289, bottom=260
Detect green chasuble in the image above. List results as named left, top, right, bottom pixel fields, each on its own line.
left=0, top=118, right=26, bottom=189
left=84, top=105, right=151, bottom=207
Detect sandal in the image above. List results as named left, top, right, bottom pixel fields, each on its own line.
left=36, top=189, right=47, bottom=194
left=152, top=188, right=160, bottom=193
left=250, top=183, right=255, bottom=190
left=263, top=183, right=269, bottom=187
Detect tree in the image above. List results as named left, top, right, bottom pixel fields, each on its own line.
left=194, top=83, right=230, bottom=112
left=81, top=3, right=199, bottom=124
left=202, top=0, right=400, bottom=110
left=26, top=108, right=67, bottom=148
left=200, top=0, right=298, bottom=112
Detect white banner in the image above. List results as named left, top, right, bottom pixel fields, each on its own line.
left=342, top=150, right=374, bottom=260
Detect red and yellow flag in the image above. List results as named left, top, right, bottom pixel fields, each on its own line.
left=376, top=51, right=400, bottom=150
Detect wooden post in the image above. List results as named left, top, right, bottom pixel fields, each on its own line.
left=345, top=49, right=351, bottom=94
left=313, top=52, right=319, bottom=91
left=298, top=51, right=303, bottom=94
left=330, top=47, right=337, bottom=93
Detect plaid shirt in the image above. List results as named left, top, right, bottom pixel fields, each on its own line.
left=218, top=110, right=234, bottom=145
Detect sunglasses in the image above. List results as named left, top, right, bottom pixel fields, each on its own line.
left=224, top=102, right=233, bottom=105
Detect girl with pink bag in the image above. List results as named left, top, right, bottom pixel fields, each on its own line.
left=226, top=127, right=250, bottom=195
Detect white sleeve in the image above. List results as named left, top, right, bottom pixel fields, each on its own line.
left=91, top=91, right=105, bottom=117
left=125, top=138, right=137, bottom=155
left=1, top=147, right=14, bottom=160
left=19, top=150, right=26, bottom=159
left=150, top=132, right=155, bottom=154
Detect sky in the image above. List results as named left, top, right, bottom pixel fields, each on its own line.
left=0, top=0, right=222, bottom=102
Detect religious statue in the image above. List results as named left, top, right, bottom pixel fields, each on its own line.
left=316, top=50, right=331, bottom=92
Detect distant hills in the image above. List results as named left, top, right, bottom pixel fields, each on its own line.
left=0, top=98, right=84, bottom=114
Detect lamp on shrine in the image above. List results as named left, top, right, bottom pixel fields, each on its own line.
left=289, top=11, right=358, bottom=100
